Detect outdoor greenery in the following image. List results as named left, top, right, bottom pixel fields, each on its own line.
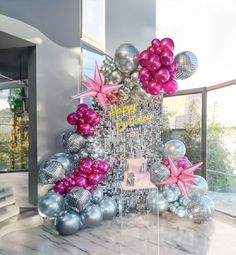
left=163, top=97, right=236, bottom=192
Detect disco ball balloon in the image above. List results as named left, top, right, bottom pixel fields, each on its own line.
left=150, top=162, right=170, bottom=185
left=63, top=131, right=86, bottom=153
left=175, top=51, right=198, bottom=80
left=186, top=175, right=208, bottom=200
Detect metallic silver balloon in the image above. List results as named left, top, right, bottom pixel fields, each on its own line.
left=79, top=204, right=103, bottom=227
left=38, top=190, right=65, bottom=218
left=99, top=197, right=117, bottom=220
left=91, top=186, right=104, bottom=204
left=169, top=204, right=177, bottom=214
left=55, top=209, right=80, bottom=236
left=163, top=184, right=181, bottom=202
left=179, top=195, right=188, bottom=207
left=130, top=85, right=150, bottom=100
left=187, top=195, right=214, bottom=224
left=118, top=86, right=131, bottom=101
left=176, top=206, right=188, bottom=218
left=65, top=187, right=91, bottom=213
left=186, top=175, right=208, bottom=200
left=150, top=162, right=170, bottom=185
left=114, top=43, right=139, bottom=74
left=123, top=77, right=134, bottom=89
left=39, top=160, right=65, bottom=184
left=130, top=71, right=140, bottom=84
left=51, top=153, right=74, bottom=173
left=175, top=51, right=198, bottom=80
left=109, top=70, right=123, bottom=84
left=164, top=140, right=186, bottom=160
left=63, top=131, right=86, bottom=153
left=146, top=191, right=169, bottom=215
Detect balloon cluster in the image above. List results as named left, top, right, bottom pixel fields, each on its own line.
left=148, top=139, right=215, bottom=223
left=138, top=38, right=178, bottom=96
left=67, top=104, right=100, bottom=136
left=38, top=186, right=117, bottom=236
left=100, top=44, right=149, bottom=104
left=54, top=159, right=110, bottom=194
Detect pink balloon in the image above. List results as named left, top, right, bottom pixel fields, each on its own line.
left=161, top=38, right=175, bottom=51
left=90, top=115, right=100, bottom=127
left=95, top=161, right=110, bottom=174
left=146, top=80, right=162, bottom=95
left=138, top=50, right=151, bottom=67
left=161, top=49, right=174, bottom=66
left=54, top=182, right=67, bottom=195
left=83, top=109, right=98, bottom=123
left=67, top=113, right=79, bottom=125
left=140, top=79, right=149, bottom=89
left=146, top=54, right=161, bottom=72
left=154, top=67, right=170, bottom=83
left=79, top=159, right=93, bottom=174
left=167, top=62, right=177, bottom=73
left=148, top=46, right=156, bottom=54
left=75, top=176, right=88, bottom=188
left=155, top=46, right=162, bottom=55
left=151, top=38, right=161, bottom=48
left=138, top=68, right=152, bottom=82
left=77, top=118, right=85, bottom=125
left=77, top=103, right=89, bottom=113
left=163, top=80, right=178, bottom=95
left=77, top=123, right=91, bottom=136
left=88, top=173, right=104, bottom=186
left=87, top=126, right=95, bottom=136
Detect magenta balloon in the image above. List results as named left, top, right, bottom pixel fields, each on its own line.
left=77, top=123, right=91, bottom=136
left=161, top=38, right=175, bottom=51
left=75, top=176, right=88, bottom=188
left=83, top=109, right=98, bottom=123
left=80, top=159, right=93, bottom=174
left=138, top=68, right=152, bottom=82
left=163, top=79, right=178, bottom=95
left=77, top=103, right=89, bottom=112
left=167, top=62, right=177, bottom=73
left=155, top=46, right=162, bottom=55
left=146, top=80, right=162, bottom=95
left=67, top=112, right=79, bottom=125
left=161, top=49, right=174, bottom=66
left=140, top=79, right=149, bottom=89
left=138, top=50, right=150, bottom=67
left=154, top=67, right=170, bottom=83
left=148, top=46, right=156, bottom=54
left=87, top=126, right=95, bottom=136
left=146, top=54, right=161, bottom=72
left=151, top=38, right=161, bottom=48
left=88, top=173, right=104, bottom=186
left=90, top=116, right=100, bottom=127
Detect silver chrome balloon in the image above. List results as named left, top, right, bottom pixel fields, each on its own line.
left=63, top=131, right=86, bottom=153
left=91, top=186, right=104, bottom=204
left=179, top=195, right=188, bottom=207
left=187, top=195, right=214, bottom=224
left=65, top=187, right=91, bottom=213
left=55, top=209, right=80, bottom=236
left=99, top=197, right=117, bottom=220
left=39, top=160, right=65, bottom=184
left=150, top=162, right=170, bottom=185
left=169, top=204, right=177, bottom=214
left=109, top=70, right=123, bottom=84
left=130, top=71, right=140, bottom=84
left=186, top=175, right=208, bottom=200
left=38, top=190, right=65, bottom=218
left=176, top=206, right=188, bottom=218
left=79, top=204, right=103, bottom=227
left=164, top=140, right=186, bottom=160
left=175, top=51, right=198, bottom=80
left=163, top=184, right=181, bottom=202
left=118, top=86, right=131, bottom=101
left=114, top=43, right=139, bottom=74
left=146, top=191, right=169, bottom=215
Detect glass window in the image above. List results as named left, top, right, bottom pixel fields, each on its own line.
left=82, top=0, right=105, bottom=49
left=207, top=85, right=236, bottom=216
left=163, top=94, right=202, bottom=174
left=0, top=87, right=29, bottom=171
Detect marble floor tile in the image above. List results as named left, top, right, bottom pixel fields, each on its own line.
left=0, top=212, right=235, bottom=255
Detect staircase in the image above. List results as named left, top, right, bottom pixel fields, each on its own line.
left=0, top=186, right=20, bottom=222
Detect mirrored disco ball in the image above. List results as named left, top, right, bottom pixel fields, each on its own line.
left=63, top=131, right=86, bottom=153
left=39, top=160, right=65, bottom=184
left=65, top=187, right=91, bottom=213
left=175, top=51, right=198, bottom=80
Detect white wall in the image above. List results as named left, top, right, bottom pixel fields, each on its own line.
left=0, top=15, right=80, bottom=160
left=105, top=0, right=156, bottom=55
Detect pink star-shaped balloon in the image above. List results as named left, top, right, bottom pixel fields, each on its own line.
left=72, top=62, right=121, bottom=110
left=160, top=157, right=203, bottom=199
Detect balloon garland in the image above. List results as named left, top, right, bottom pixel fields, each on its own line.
left=38, top=38, right=213, bottom=236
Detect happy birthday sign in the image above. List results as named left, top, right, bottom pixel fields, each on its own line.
left=109, top=103, right=153, bottom=132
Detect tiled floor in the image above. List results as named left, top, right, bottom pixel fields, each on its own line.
left=0, top=211, right=235, bottom=255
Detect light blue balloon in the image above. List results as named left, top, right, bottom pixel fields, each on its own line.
left=38, top=190, right=65, bottom=218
